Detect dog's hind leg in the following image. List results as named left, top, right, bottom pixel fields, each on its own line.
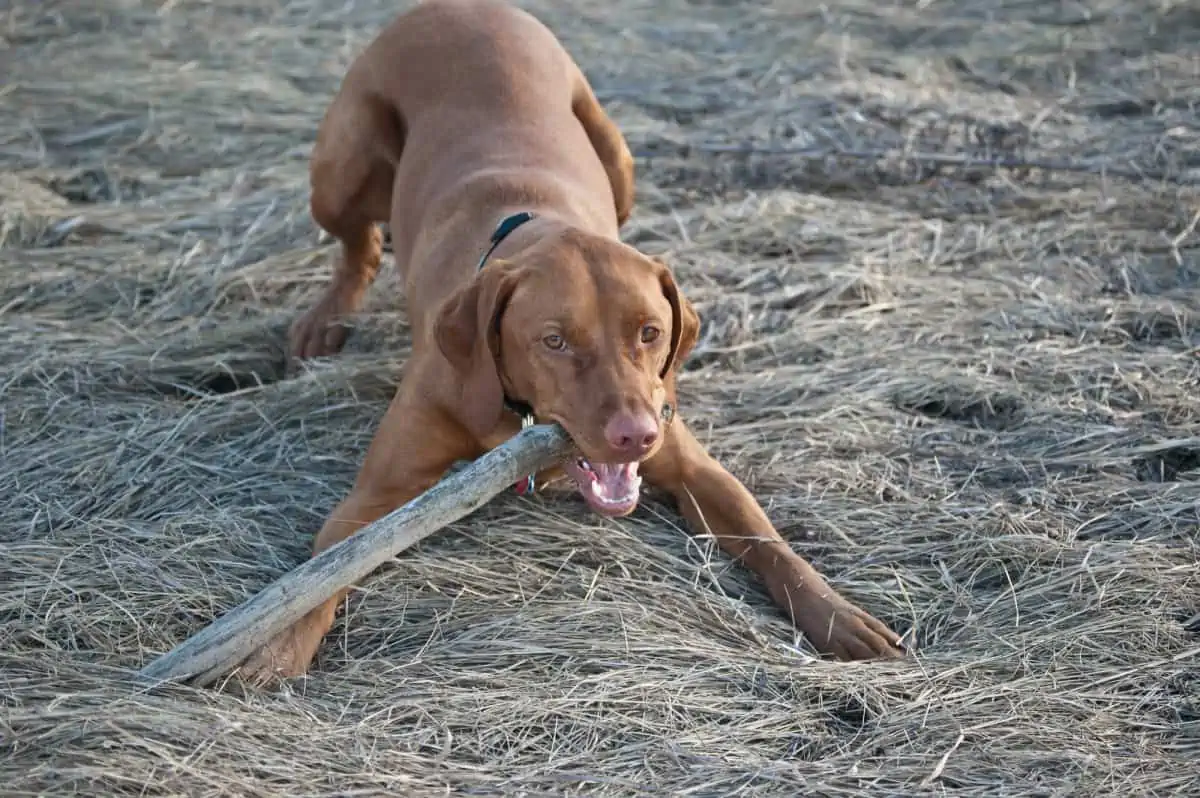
left=290, top=92, right=404, bottom=361
left=570, top=66, right=635, bottom=228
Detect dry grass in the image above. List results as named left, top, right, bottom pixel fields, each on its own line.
left=2, top=0, right=1199, bottom=795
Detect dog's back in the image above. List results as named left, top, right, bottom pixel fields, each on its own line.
left=362, top=0, right=579, bottom=118
left=293, top=0, right=631, bottom=358
left=323, top=0, right=617, bottom=298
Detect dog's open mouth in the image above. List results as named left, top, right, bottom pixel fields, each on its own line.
left=562, top=457, right=642, bottom=517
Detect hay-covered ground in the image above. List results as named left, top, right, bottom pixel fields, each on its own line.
left=2, top=0, right=1198, bottom=794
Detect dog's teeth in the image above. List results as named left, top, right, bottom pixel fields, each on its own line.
left=632, top=476, right=642, bottom=491
left=590, top=481, right=602, bottom=497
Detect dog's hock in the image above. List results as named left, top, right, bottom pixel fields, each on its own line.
left=137, top=424, right=574, bottom=687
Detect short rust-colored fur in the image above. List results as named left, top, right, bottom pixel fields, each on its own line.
left=239, top=0, right=903, bottom=684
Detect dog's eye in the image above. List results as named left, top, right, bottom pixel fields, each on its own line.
left=543, top=333, right=567, bottom=351
left=640, top=325, right=661, bottom=344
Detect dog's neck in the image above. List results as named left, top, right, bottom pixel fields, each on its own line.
left=476, top=212, right=540, bottom=495
left=477, top=211, right=536, bottom=272
left=477, top=210, right=538, bottom=421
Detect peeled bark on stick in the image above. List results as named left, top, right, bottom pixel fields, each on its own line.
left=138, top=423, right=573, bottom=687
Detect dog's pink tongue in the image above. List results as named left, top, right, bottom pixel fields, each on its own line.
left=590, top=462, right=640, bottom=502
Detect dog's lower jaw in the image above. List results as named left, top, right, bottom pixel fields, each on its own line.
left=580, top=488, right=641, bottom=517
left=563, top=457, right=642, bottom=517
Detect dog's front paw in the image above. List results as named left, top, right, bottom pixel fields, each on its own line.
left=236, top=618, right=327, bottom=687
left=797, top=589, right=907, bottom=662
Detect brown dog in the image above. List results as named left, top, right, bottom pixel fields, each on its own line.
left=238, top=0, right=904, bottom=684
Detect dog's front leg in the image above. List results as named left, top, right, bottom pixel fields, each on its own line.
left=238, top=387, right=477, bottom=686
left=642, top=418, right=905, bottom=661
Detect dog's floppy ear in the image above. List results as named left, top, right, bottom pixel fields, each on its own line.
left=652, top=256, right=700, bottom=377
left=433, top=263, right=522, bottom=440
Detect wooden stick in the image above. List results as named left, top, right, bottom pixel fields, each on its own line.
left=138, top=423, right=573, bottom=687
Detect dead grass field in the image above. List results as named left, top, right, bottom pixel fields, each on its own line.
left=2, top=0, right=1199, bottom=795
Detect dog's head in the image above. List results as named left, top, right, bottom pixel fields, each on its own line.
left=433, top=227, right=699, bottom=517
